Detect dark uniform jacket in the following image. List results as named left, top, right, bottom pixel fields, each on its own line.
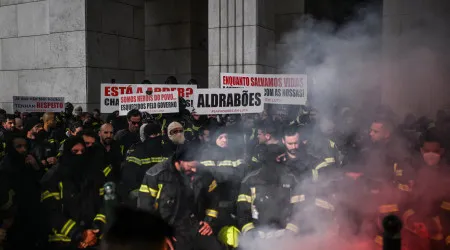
left=121, top=137, right=169, bottom=200
left=40, top=159, right=106, bottom=247
left=237, top=163, right=301, bottom=235
left=137, top=157, right=219, bottom=239
left=114, top=129, right=140, bottom=159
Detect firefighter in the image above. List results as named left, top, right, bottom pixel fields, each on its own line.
left=250, top=122, right=284, bottom=171
left=236, top=145, right=301, bottom=244
left=97, top=123, right=124, bottom=183
left=114, top=109, right=142, bottom=157
left=137, top=144, right=224, bottom=250
left=121, top=122, right=169, bottom=206
left=40, top=136, right=106, bottom=250
left=351, top=118, right=414, bottom=247
left=402, top=133, right=450, bottom=250
left=0, top=134, right=42, bottom=250
left=197, top=128, right=248, bottom=241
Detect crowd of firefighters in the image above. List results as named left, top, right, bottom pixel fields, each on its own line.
left=1, top=98, right=450, bottom=250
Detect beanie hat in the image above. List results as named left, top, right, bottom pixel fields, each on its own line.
left=144, top=123, right=161, bottom=138
left=167, top=121, right=183, bottom=133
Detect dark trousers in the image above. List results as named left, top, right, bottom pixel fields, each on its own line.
left=175, top=234, right=225, bottom=250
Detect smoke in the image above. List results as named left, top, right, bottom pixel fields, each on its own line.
left=236, top=1, right=450, bottom=250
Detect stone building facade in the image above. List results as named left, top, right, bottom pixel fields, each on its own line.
left=0, top=0, right=449, bottom=116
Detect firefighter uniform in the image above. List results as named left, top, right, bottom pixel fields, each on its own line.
left=236, top=162, right=301, bottom=238
left=40, top=165, right=106, bottom=249
left=120, top=137, right=169, bottom=206
left=138, top=156, right=223, bottom=250
left=402, top=163, right=450, bottom=250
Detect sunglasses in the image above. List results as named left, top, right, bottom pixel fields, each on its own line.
left=130, top=121, right=142, bottom=126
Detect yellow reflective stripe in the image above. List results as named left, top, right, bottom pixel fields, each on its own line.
left=379, top=204, right=399, bottom=214
left=192, top=125, right=201, bottom=131
left=312, top=158, right=335, bottom=181
left=251, top=156, right=259, bottom=163
left=49, top=234, right=71, bottom=242
left=208, top=180, right=217, bottom=192
left=242, top=222, right=255, bottom=233
left=315, top=198, right=335, bottom=211
left=237, top=194, right=252, bottom=203
left=286, top=223, right=299, bottom=233
left=94, top=214, right=107, bottom=224
left=250, top=187, right=256, bottom=203
left=398, top=183, right=411, bottom=192
left=217, top=160, right=243, bottom=167
left=201, top=160, right=216, bottom=166
left=374, top=235, right=383, bottom=246
left=139, top=184, right=158, bottom=197
left=250, top=128, right=256, bottom=140
left=1, top=189, right=15, bottom=210
left=290, top=195, right=305, bottom=204
left=59, top=182, right=64, bottom=199
left=403, top=209, right=415, bottom=222
left=41, top=191, right=61, bottom=202
left=103, top=165, right=112, bottom=177
left=206, top=209, right=218, bottom=218
left=156, top=184, right=163, bottom=199
left=99, top=188, right=105, bottom=196
left=329, top=140, right=336, bottom=149
left=441, top=201, right=450, bottom=211
left=61, top=219, right=76, bottom=236
left=48, top=139, right=57, bottom=144
left=120, top=145, right=125, bottom=155
left=59, top=139, right=66, bottom=146
left=127, top=156, right=142, bottom=165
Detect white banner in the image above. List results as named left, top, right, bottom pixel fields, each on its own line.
left=193, top=88, right=264, bottom=115
left=101, top=84, right=196, bottom=113
left=13, top=96, right=64, bottom=113
left=220, top=73, right=307, bottom=105
left=118, top=91, right=179, bottom=116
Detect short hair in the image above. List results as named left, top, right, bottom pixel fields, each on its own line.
left=1, top=114, right=14, bottom=124
left=421, top=129, right=443, bottom=147
left=102, top=206, right=173, bottom=250
left=282, top=125, right=299, bottom=138
left=372, top=117, right=394, bottom=133
left=79, top=129, right=97, bottom=139
left=42, top=112, right=55, bottom=123
left=126, top=109, right=141, bottom=120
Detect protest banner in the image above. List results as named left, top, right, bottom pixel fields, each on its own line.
left=101, top=84, right=196, bottom=113
left=193, top=88, right=264, bottom=115
left=118, top=91, right=179, bottom=116
left=13, top=96, right=65, bottom=113
left=220, top=73, right=307, bottom=105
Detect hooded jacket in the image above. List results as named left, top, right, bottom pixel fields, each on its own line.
left=40, top=137, right=106, bottom=246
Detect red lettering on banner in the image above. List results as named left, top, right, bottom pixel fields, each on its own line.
left=104, top=86, right=131, bottom=97
left=36, top=102, right=63, bottom=109
left=136, top=87, right=143, bottom=93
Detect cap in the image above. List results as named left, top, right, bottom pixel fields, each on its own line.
left=144, top=123, right=161, bottom=137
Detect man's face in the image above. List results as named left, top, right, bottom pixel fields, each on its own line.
left=71, top=143, right=85, bottom=155
left=370, top=122, right=389, bottom=143
left=100, top=126, right=114, bottom=145
left=178, top=160, right=198, bottom=175
left=283, top=133, right=300, bottom=155
left=47, top=114, right=56, bottom=128
left=15, top=118, right=23, bottom=131
left=13, top=138, right=28, bottom=155
left=216, top=133, right=228, bottom=148
left=421, top=142, right=444, bottom=166
left=128, top=116, right=142, bottom=133
left=257, top=129, right=267, bottom=144
left=3, top=119, right=15, bottom=131
left=72, top=127, right=83, bottom=136
left=82, top=135, right=96, bottom=148
left=200, top=130, right=210, bottom=143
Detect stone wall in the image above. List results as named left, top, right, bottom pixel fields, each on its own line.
left=145, top=0, right=208, bottom=88
left=0, top=0, right=86, bottom=112
left=381, top=0, right=450, bottom=117
left=86, top=0, right=145, bottom=111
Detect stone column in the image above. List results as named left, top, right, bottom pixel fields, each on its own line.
left=208, top=0, right=276, bottom=88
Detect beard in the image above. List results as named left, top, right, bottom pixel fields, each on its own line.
left=169, top=133, right=185, bottom=145
left=103, top=138, right=113, bottom=145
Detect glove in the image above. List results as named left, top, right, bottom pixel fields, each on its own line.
left=78, top=229, right=98, bottom=249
